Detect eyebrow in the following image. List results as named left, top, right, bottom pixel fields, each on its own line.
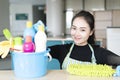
left=72, top=25, right=86, bottom=28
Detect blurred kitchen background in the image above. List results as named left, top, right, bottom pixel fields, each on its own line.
left=0, top=0, right=120, bottom=69
left=1, top=0, right=120, bottom=47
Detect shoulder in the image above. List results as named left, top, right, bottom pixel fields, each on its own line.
left=91, top=45, right=105, bottom=51
left=91, top=44, right=117, bottom=56
left=92, top=45, right=108, bottom=52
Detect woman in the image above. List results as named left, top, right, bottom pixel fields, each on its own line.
left=49, top=10, right=120, bottom=69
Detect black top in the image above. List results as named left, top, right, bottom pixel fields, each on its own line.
left=49, top=43, right=120, bottom=69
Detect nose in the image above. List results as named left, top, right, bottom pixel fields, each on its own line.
left=75, top=29, right=81, bottom=36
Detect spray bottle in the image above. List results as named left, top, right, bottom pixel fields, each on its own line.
left=23, top=36, right=35, bottom=53
left=34, top=25, right=47, bottom=52
left=23, top=21, right=35, bottom=42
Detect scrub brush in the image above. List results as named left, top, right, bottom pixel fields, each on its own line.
left=66, top=64, right=115, bottom=77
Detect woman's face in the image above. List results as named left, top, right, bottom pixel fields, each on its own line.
left=70, top=17, right=93, bottom=46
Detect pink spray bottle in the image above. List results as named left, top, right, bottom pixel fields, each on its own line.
left=23, top=35, right=35, bottom=53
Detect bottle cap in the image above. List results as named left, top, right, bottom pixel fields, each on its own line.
left=14, top=37, right=22, bottom=45
left=38, top=25, right=44, bottom=32
left=25, top=36, right=32, bottom=42
left=26, top=21, right=32, bottom=28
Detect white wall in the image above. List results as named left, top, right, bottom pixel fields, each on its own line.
left=0, top=0, right=9, bottom=41
left=107, top=27, right=120, bottom=56
left=10, top=4, right=33, bottom=36
left=9, top=0, right=46, bottom=37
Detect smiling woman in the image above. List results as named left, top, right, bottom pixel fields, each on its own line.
left=70, top=17, right=93, bottom=46
left=48, top=10, right=120, bottom=70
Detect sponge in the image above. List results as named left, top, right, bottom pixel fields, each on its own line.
left=67, top=64, right=115, bottom=77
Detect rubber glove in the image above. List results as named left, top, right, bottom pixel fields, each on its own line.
left=0, top=38, right=13, bottom=58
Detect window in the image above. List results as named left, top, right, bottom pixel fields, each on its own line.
left=66, top=10, right=73, bottom=29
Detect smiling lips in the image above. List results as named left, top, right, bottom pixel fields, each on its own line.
left=74, top=36, right=81, bottom=41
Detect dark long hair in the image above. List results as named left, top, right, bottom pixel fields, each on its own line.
left=71, top=10, right=95, bottom=45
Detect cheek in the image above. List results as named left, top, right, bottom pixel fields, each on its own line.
left=83, top=33, right=91, bottom=39
left=70, top=30, right=75, bottom=36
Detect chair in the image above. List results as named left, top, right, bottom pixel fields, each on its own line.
left=47, top=58, right=60, bottom=70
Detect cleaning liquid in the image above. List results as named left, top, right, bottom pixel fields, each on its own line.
left=23, top=36, right=35, bottom=53
left=34, top=25, right=47, bottom=52
left=23, top=21, right=35, bottom=42
left=13, top=37, right=23, bottom=52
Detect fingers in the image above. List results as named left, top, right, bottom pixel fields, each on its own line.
left=0, top=52, right=3, bottom=56
left=0, top=40, right=11, bottom=58
left=0, top=46, right=4, bottom=56
left=1, top=47, right=10, bottom=59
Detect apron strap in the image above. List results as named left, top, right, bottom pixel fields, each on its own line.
left=62, top=43, right=74, bottom=69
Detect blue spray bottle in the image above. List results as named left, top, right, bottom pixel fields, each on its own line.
left=23, top=21, right=36, bottom=42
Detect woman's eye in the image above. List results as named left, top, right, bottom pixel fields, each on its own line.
left=71, top=27, right=76, bottom=30
left=81, top=29, right=85, bottom=31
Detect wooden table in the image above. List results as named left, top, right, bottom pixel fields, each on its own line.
left=0, top=70, right=119, bottom=80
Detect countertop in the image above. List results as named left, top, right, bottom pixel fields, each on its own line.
left=0, top=70, right=120, bottom=80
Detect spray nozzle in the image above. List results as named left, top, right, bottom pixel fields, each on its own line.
left=33, top=20, right=45, bottom=32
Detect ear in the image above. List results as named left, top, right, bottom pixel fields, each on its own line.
left=89, top=30, right=94, bottom=36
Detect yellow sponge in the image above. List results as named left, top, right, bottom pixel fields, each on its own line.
left=67, top=64, right=115, bottom=77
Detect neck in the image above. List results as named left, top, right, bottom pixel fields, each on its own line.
left=75, top=42, right=88, bottom=46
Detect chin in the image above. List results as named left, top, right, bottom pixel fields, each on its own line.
left=74, top=40, right=86, bottom=46
left=74, top=41, right=81, bottom=45
left=74, top=40, right=80, bottom=43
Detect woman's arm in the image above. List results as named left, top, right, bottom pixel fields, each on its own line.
left=94, top=46, right=120, bottom=67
